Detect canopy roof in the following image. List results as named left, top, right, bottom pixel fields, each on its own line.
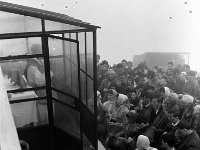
left=0, top=1, right=100, bottom=30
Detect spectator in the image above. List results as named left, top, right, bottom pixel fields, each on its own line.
left=135, top=135, right=157, bottom=150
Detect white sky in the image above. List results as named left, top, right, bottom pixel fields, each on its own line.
left=2, top=0, right=200, bottom=71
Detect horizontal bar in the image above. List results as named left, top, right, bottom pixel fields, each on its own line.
left=46, top=29, right=95, bottom=34
left=17, top=124, right=49, bottom=131
left=9, top=96, right=47, bottom=104
left=48, top=34, right=78, bottom=43
left=7, top=86, right=46, bottom=93
left=0, top=32, right=42, bottom=39
left=0, top=54, right=44, bottom=61
left=52, top=97, right=80, bottom=111
left=51, top=87, right=79, bottom=101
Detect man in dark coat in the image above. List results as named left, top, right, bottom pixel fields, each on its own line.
left=175, top=120, right=200, bottom=150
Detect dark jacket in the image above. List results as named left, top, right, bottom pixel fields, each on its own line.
left=177, top=131, right=200, bottom=150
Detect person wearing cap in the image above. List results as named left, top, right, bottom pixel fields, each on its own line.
left=135, top=135, right=157, bottom=150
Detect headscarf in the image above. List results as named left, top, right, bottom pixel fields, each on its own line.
left=193, top=105, right=200, bottom=115
left=136, top=135, right=150, bottom=150
left=116, top=94, right=129, bottom=106
left=181, top=94, right=194, bottom=104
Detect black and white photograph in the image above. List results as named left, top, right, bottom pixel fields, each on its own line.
left=0, top=0, right=200, bottom=150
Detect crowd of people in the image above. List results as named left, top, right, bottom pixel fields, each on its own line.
left=97, top=57, right=200, bottom=150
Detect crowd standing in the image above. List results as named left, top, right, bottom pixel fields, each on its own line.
left=97, top=56, right=200, bottom=150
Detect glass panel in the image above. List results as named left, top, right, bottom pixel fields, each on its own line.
left=0, top=37, right=42, bottom=57
left=78, top=33, right=86, bottom=70
left=80, top=71, right=86, bottom=105
left=48, top=37, right=63, bottom=56
left=71, top=63, right=79, bottom=97
left=45, top=20, right=85, bottom=31
left=1, top=58, right=46, bottom=90
left=64, top=39, right=77, bottom=66
left=50, top=56, right=78, bottom=97
left=64, top=33, right=70, bottom=38
left=53, top=101, right=80, bottom=138
left=0, top=11, right=42, bottom=34
left=70, top=41, right=78, bottom=66
left=87, top=77, right=94, bottom=113
left=86, top=32, right=94, bottom=77
left=35, top=99, right=48, bottom=126
left=52, top=90, right=75, bottom=107
left=70, top=33, right=77, bottom=40
left=10, top=99, right=48, bottom=128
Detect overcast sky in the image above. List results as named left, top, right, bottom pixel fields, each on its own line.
left=2, top=0, right=200, bottom=71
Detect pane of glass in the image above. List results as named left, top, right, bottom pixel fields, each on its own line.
left=0, top=37, right=42, bottom=57
left=80, top=71, right=86, bottom=105
left=1, top=58, right=46, bottom=90
left=50, top=57, right=78, bottom=97
left=71, top=63, right=79, bottom=97
left=87, top=77, right=94, bottom=113
left=64, top=33, right=70, bottom=38
left=45, top=20, right=85, bottom=31
left=86, top=32, right=94, bottom=77
left=35, top=99, right=48, bottom=126
left=78, top=33, right=86, bottom=71
left=64, top=39, right=77, bottom=66
left=11, top=99, right=48, bottom=128
left=71, top=41, right=78, bottom=66
left=52, top=90, right=75, bottom=107
left=53, top=101, right=80, bottom=138
left=70, top=33, right=77, bottom=40
left=0, top=11, right=42, bottom=34
left=48, top=37, right=63, bottom=56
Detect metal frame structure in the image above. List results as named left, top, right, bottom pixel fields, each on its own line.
left=0, top=1, right=99, bottom=149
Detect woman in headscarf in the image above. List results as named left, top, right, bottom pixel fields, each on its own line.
left=135, top=135, right=157, bottom=150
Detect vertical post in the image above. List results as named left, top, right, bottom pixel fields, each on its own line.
left=93, top=30, right=98, bottom=149
left=41, top=19, right=54, bottom=127
left=76, top=33, right=83, bottom=149
left=85, top=32, right=88, bottom=107
left=62, top=33, right=67, bottom=83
